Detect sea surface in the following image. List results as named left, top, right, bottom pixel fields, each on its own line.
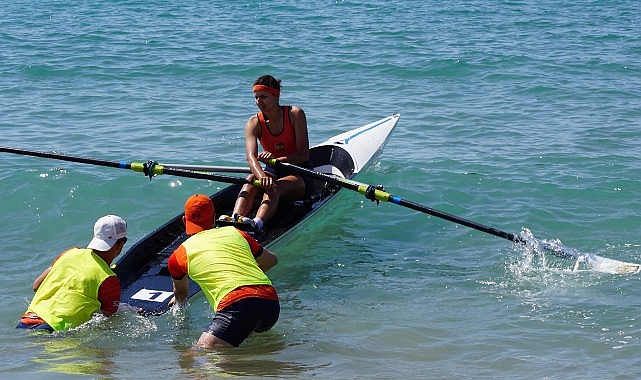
left=2, top=0, right=641, bottom=378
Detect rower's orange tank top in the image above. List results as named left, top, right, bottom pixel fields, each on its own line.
left=258, top=105, right=296, bottom=158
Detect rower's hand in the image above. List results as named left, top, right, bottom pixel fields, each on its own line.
left=257, top=151, right=274, bottom=163
left=258, top=174, right=274, bottom=189
left=256, top=152, right=276, bottom=188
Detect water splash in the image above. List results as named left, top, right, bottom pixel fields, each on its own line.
left=512, top=228, right=640, bottom=275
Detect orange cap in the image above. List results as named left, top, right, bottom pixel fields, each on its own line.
left=184, top=194, right=215, bottom=235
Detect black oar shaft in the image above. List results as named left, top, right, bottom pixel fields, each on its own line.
left=1, top=146, right=131, bottom=170
left=394, top=197, right=521, bottom=243
left=274, top=159, right=522, bottom=243
left=0, top=146, right=254, bottom=185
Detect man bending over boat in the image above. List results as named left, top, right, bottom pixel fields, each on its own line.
left=221, top=74, right=313, bottom=231
left=168, top=194, right=280, bottom=348
left=17, top=215, right=127, bottom=332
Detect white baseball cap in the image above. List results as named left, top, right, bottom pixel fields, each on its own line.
left=87, top=215, right=127, bottom=251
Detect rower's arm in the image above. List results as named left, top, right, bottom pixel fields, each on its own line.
left=33, top=266, right=52, bottom=291
left=256, top=248, right=278, bottom=272
left=171, top=276, right=189, bottom=306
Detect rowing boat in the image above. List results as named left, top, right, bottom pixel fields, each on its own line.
left=114, top=113, right=401, bottom=315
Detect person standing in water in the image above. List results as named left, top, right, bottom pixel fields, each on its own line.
left=168, top=194, right=279, bottom=348
left=17, top=215, right=127, bottom=332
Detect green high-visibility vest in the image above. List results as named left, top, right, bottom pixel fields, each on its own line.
left=28, top=248, right=115, bottom=331
left=183, top=226, right=271, bottom=311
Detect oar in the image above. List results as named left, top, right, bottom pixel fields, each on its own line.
left=0, top=146, right=258, bottom=185
left=271, top=159, right=641, bottom=275
left=160, top=163, right=251, bottom=173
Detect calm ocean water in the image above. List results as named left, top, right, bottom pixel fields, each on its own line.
left=2, top=0, right=641, bottom=378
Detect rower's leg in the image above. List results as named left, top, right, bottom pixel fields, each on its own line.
left=233, top=183, right=259, bottom=217
left=255, top=192, right=274, bottom=222
left=255, top=174, right=305, bottom=223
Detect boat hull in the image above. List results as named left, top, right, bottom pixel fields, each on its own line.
left=115, top=114, right=400, bottom=315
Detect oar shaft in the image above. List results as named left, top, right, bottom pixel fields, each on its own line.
left=160, top=163, right=251, bottom=173
left=0, top=146, right=258, bottom=186
left=270, top=159, right=359, bottom=189
left=0, top=146, right=131, bottom=170
left=154, top=166, right=252, bottom=184
left=353, top=182, right=522, bottom=242
left=274, top=159, right=522, bottom=243
left=394, top=197, right=521, bottom=243
left=278, top=160, right=596, bottom=265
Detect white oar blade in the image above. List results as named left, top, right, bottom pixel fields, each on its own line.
left=586, top=254, right=641, bottom=275
left=522, top=229, right=641, bottom=275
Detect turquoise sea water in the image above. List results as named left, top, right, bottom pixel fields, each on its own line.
left=2, top=0, right=641, bottom=378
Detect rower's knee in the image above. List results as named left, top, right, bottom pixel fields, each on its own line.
left=259, top=199, right=271, bottom=207
left=239, top=185, right=258, bottom=198
left=238, top=190, right=252, bottom=198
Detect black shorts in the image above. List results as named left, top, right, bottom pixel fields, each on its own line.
left=264, top=160, right=314, bottom=198
left=206, top=297, right=280, bottom=347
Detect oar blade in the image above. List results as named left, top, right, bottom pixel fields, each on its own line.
left=527, top=232, right=641, bottom=275
left=586, top=254, right=641, bottom=275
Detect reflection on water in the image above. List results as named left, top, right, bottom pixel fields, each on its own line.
left=32, top=336, right=115, bottom=376
left=173, top=337, right=326, bottom=378
left=28, top=306, right=157, bottom=377
left=167, top=304, right=325, bottom=378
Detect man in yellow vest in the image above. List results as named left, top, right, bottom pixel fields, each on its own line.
left=17, top=215, right=128, bottom=332
left=167, top=194, right=279, bottom=348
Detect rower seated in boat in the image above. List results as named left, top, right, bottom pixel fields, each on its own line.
left=223, top=75, right=314, bottom=231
